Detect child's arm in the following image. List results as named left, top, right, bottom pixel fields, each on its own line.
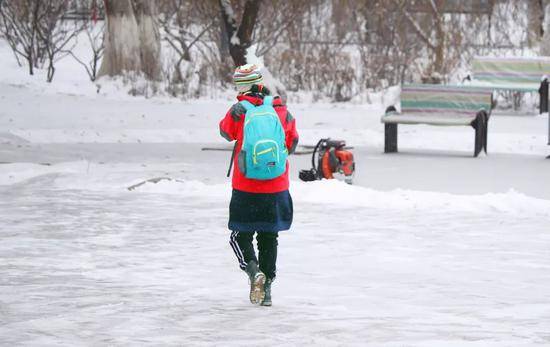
left=219, top=103, right=245, bottom=141
left=285, top=111, right=299, bottom=154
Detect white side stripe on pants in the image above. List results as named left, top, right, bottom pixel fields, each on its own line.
left=230, top=231, right=247, bottom=270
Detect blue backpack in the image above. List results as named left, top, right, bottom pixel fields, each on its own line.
left=238, top=96, right=288, bottom=180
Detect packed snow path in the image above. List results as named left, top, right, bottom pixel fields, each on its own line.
left=1, top=172, right=550, bottom=346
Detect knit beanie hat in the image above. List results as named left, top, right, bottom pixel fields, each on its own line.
left=233, top=64, right=263, bottom=92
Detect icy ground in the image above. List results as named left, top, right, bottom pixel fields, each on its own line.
left=2, top=176, right=550, bottom=346
left=2, top=83, right=550, bottom=346
left=1, top=47, right=550, bottom=345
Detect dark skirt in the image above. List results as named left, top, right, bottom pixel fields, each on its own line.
left=229, top=189, right=293, bottom=232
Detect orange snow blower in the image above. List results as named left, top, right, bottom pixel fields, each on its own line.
left=299, top=138, right=355, bottom=184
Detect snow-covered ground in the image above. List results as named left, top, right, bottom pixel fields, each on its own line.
left=1, top=40, right=550, bottom=346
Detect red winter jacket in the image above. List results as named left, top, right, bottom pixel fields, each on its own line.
left=219, top=93, right=299, bottom=193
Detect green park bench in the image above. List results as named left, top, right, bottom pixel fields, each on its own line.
left=467, top=56, right=549, bottom=114
left=381, top=84, right=493, bottom=157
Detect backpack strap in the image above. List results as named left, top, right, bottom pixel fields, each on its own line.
left=263, top=95, right=274, bottom=106
left=239, top=100, right=255, bottom=112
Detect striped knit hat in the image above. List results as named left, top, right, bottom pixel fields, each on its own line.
left=233, top=64, right=263, bottom=92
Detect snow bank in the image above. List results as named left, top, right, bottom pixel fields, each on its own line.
left=131, top=179, right=550, bottom=218
left=293, top=179, right=550, bottom=217
left=4, top=159, right=548, bottom=218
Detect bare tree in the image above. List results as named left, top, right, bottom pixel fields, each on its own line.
left=0, top=1, right=43, bottom=75
left=377, top=0, right=489, bottom=83
left=218, top=0, right=262, bottom=67
left=158, top=0, right=216, bottom=84
left=0, top=0, right=80, bottom=81
left=2, top=0, right=543, bottom=99
left=261, top=1, right=359, bottom=100
left=350, top=0, right=422, bottom=89
left=36, top=1, right=82, bottom=82
left=67, top=19, right=105, bottom=81
left=397, top=0, right=451, bottom=81
left=253, top=1, right=310, bottom=56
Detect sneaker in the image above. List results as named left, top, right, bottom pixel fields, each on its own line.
left=261, top=278, right=273, bottom=306
left=245, top=261, right=266, bottom=304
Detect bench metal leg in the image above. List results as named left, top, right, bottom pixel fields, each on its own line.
left=482, top=112, right=489, bottom=154
left=473, top=114, right=484, bottom=157
left=512, top=92, right=522, bottom=111
left=540, top=79, right=549, bottom=114
left=384, top=123, right=398, bottom=153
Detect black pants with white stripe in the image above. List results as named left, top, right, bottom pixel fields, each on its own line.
left=230, top=231, right=278, bottom=280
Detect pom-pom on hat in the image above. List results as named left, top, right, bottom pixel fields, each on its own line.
left=233, top=64, right=263, bottom=92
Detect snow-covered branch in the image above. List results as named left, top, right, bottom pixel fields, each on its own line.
left=401, top=8, right=436, bottom=51
left=218, top=0, right=262, bottom=66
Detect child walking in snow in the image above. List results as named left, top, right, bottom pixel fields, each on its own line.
left=219, top=64, right=299, bottom=306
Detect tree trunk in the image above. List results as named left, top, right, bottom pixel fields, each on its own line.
left=433, top=24, right=445, bottom=77
left=432, top=0, right=446, bottom=78
left=541, top=1, right=550, bottom=55
left=98, top=0, right=142, bottom=78
left=134, top=0, right=162, bottom=80
left=332, top=0, right=349, bottom=41
left=27, top=56, right=34, bottom=75
left=527, top=0, right=544, bottom=48
left=219, top=0, right=262, bottom=67
left=47, top=60, right=55, bottom=83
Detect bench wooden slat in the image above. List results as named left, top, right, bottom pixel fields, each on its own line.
left=394, top=84, right=493, bottom=123
left=466, top=82, right=541, bottom=93
left=381, top=113, right=474, bottom=126
left=402, top=100, right=492, bottom=111
left=471, top=56, right=550, bottom=91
